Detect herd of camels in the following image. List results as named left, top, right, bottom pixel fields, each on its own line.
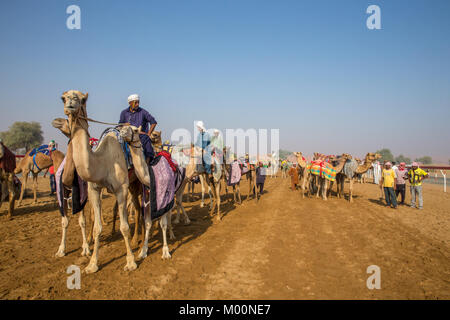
left=0, top=90, right=382, bottom=273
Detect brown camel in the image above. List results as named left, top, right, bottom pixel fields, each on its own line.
left=14, top=148, right=65, bottom=206
left=0, top=142, right=20, bottom=218
left=302, top=154, right=352, bottom=200
left=53, top=90, right=137, bottom=273
left=336, top=152, right=382, bottom=202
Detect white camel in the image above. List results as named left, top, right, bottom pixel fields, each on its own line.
left=53, top=90, right=136, bottom=273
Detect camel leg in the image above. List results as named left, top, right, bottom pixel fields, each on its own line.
left=116, top=185, right=137, bottom=271
left=349, top=178, right=354, bottom=203
left=32, top=172, right=38, bottom=204
left=87, top=205, right=94, bottom=244
left=160, top=212, right=172, bottom=259
left=237, top=183, right=242, bottom=204
left=17, top=171, right=28, bottom=206
left=130, top=193, right=141, bottom=247
left=215, top=181, right=221, bottom=221
left=84, top=184, right=103, bottom=274
left=6, top=177, right=15, bottom=219
left=323, top=179, right=328, bottom=200
left=55, top=215, right=69, bottom=257
left=78, top=208, right=91, bottom=256
left=199, top=175, right=206, bottom=208
left=176, top=192, right=190, bottom=225
left=111, top=201, right=118, bottom=237
left=137, top=211, right=152, bottom=260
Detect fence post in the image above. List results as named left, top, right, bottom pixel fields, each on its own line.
left=440, top=170, right=446, bottom=193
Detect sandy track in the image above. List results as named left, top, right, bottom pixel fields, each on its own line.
left=0, top=176, right=449, bottom=299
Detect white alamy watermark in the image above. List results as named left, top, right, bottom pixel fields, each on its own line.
left=66, top=265, right=81, bottom=289
left=366, top=5, right=381, bottom=30
left=170, top=122, right=280, bottom=171
left=66, top=5, right=81, bottom=30
left=366, top=265, right=381, bottom=289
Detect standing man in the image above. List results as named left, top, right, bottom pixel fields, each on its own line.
left=380, top=162, right=398, bottom=209
left=408, top=162, right=428, bottom=210
left=394, top=162, right=408, bottom=205
left=119, top=94, right=157, bottom=164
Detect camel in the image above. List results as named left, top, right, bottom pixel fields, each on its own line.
left=336, top=152, right=382, bottom=202
left=0, top=143, right=20, bottom=218
left=53, top=90, right=136, bottom=273
left=51, top=118, right=142, bottom=256
left=185, top=145, right=224, bottom=221
left=302, top=154, right=352, bottom=200
left=118, top=125, right=179, bottom=260
left=222, top=149, right=242, bottom=204
left=293, top=152, right=308, bottom=181
left=14, top=148, right=65, bottom=206
left=150, top=131, right=162, bottom=153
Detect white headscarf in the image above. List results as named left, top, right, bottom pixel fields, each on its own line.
left=127, top=94, right=140, bottom=102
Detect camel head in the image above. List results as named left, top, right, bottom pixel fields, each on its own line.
left=341, top=153, right=352, bottom=161
left=51, top=118, right=71, bottom=138
left=119, top=125, right=142, bottom=146
left=61, top=90, right=88, bottom=117
left=365, top=152, right=381, bottom=163
left=150, top=131, right=161, bottom=144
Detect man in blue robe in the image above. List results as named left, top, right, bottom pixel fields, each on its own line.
left=194, top=121, right=212, bottom=174
left=119, top=94, right=157, bottom=164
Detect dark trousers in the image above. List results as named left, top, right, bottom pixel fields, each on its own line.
left=395, top=184, right=406, bottom=204
left=253, top=183, right=264, bottom=195
left=49, top=174, right=56, bottom=194
left=384, top=187, right=397, bottom=207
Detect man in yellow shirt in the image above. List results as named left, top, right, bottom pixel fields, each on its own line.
left=380, top=162, right=398, bottom=208
left=407, top=162, right=428, bottom=209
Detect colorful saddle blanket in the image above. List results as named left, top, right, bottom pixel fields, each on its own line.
left=0, top=143, right=16, bottom=173
left=307, top=160, right=337, bottom=182
left=227, top=161, right=242, bottom=186
left=142, top=154, right=184, bottom=220
left=56, top=157, right=88, bottom=217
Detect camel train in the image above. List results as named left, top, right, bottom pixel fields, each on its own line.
left=0, top=89, right=384, bottom=274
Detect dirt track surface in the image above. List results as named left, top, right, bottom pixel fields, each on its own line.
left=0, top=176, right=449, bottom=299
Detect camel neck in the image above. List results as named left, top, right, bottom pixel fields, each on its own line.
left=128, top=145, right=151, bottom=187
left=71, top=123, right=99, bottom=182
left=356, top=159, right=373, bottom=174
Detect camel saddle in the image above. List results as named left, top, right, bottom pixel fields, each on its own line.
left=0, top=143, right=16, bottom=174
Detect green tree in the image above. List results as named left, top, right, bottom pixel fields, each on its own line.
left=0, top=121, right=44, bottom=152
left=375, top=148, right=394, bottom=162
left=279, top=149, right=293, bottom=159
left=414, top=156, right=433, bottom=165
left=395, top=154, right=411, bottom=164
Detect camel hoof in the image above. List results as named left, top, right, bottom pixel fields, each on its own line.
left=124, top=261, right=138, bottom=271
left=84, top=264, right=99, bottom=274
left=173, top=218, right=180, bottom=225
left=169, top=231, right=176, bottom=240
left=55, top=248, right=65, bottom=257
left=200, top=202, right=205, bottom=208
left=137, top=250, right=148, bottom=260
left=184, top=218, right=191, bottom=225
left=161, top=246, right=171, bottom=259
left=81, top=245, right=91, bottom=257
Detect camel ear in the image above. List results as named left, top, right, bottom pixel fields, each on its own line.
left=82, top=92, right=89, bottom=104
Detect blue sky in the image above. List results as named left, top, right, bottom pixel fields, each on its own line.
left=0, top=0, right=449, bottom=161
